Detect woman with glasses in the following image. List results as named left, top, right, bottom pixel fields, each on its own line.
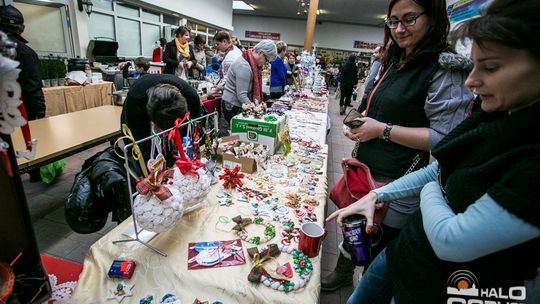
left=322, top=0, right=474, bottom=292
left=328, top=0, right=540, bottom=302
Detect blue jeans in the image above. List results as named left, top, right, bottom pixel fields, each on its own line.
left=347, top=248, right=393, bottom=304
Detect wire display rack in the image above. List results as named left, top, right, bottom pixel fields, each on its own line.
left=112, top=111, right=219, bottom=256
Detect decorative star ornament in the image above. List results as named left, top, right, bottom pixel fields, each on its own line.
left=107, top=281, right=133, bottom=302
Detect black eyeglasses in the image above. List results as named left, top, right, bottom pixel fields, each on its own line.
left=386, top=12, right=425, bottom=29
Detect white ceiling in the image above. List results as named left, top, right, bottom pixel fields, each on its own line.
left=234, top=0, right=390, bottom=27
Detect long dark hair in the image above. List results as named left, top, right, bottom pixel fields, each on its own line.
left=381, top=0, right=449, bottom=71
left=455, top=0, right=540, bottom=61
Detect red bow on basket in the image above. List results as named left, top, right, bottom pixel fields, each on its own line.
left=168, top=112, right=205, bottom=178
left=219, top=166, right=244, bottom=189
left=175, top=158, right=205, bottom=178
left=136, top=168, right=175, bottom=202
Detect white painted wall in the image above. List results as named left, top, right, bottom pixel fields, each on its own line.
left=140, top=0, right=233, bottom=30
left=232, top=15, right=384, bottom=52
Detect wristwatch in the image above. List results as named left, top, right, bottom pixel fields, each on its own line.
left=380, top=123, right=393, bottom=142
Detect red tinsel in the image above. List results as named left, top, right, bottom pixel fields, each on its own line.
left=219, top=166, right=245, bottom=189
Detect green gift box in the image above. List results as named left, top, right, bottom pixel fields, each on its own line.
left=230, top=114, right=287, bottom=155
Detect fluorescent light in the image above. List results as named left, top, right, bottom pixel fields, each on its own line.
left=233, top=1, right=254, bottom=11
left=316, top=9, right=320, bottom=15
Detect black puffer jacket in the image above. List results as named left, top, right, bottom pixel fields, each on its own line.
left=65, top=147, right=133, bottom=234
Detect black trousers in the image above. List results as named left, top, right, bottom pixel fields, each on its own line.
left=340, top=84, right=354, bottom=106
left=219, top=102, right=241, bottom=137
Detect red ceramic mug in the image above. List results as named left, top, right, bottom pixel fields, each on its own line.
left=298, top=222, right=327, bottom=258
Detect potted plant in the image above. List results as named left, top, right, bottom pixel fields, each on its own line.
left=39, top=58, right=50, bottom=87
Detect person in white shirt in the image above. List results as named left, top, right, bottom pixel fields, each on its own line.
left=211, top=31, right=242, bottom=94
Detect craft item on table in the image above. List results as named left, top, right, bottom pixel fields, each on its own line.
left=232, top=215, right=276, bottom=245
left=236, top=186, right=271, bottom=202
left=241, top=101, right=267, bottom=118
left=187, top=239, right=245, bottom=269
left=107, top=281, right=133, bottom=302
left=303, top=198, right=319, bottom=206
left=272, top=205, right=289, bottom=215
left=246, top=244, right=313, bottom=293
left=133, top=156, right=184, bottom=233
left=216, top=190, right=233, bottom=207
left=284, top=193, right=302, bottom=209
left=182, top=137, right=194, bottom=160
left=193, top=123, right=201, bottom=160
left=168, top=115, right=211, bottom=210
left=138, top=294, right=156, bottom=304
left=219, top=166, right=244, bottom=189
left=108, top=260, right=136, bottom=279
left=279, top=125, right=292, bottom=156
left=275, top=262, right=293, bottom=278
left=269, top=163, right=284, bottom=178
left=194, top=299, right=223, bottom=304
left=280, top=220, right=300, bottom=246
left=160, top=294, right=181, bottom=304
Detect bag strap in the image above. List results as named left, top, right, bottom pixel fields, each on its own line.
left=404, top=152, right=423, bottom=175
left=352, top=64, right=393, bottom=158
left=364, top=63, right=393, bottom=115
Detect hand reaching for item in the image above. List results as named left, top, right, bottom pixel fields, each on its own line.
left=326, top=192, right=381, bottom=233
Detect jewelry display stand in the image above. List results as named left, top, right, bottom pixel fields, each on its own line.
left=112, top=111, right=218, bottom=256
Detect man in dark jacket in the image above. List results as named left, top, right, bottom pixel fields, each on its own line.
left=339, top=54, right=358, bottom=115
left=0, top=5, right=45, bottom=121
left=1, top=5, right=46, bottom=182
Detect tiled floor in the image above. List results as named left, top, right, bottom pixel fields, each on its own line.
left=22, top=86, right=363, bottom=303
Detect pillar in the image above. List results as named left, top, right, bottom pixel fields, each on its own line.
left=303, top=0, right=319, bottom=52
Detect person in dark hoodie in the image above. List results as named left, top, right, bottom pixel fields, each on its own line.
left=0, top=5, right=46, bottom=182
left=0, top=5, right=45, bottom=121
left=338, top=54, right=358, bottom=114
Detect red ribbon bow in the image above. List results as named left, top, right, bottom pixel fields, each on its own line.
left=174, top=158, right=205, bottom=178
left=219, top=166, right=244, bottom=189
left=136, top=168, right=175, bottom=202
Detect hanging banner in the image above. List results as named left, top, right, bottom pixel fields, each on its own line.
left=447, top=0, right=491, bottom=23
left=245, top=31, right=280, bottom=41
left=353, top=41, right=378, bottom=49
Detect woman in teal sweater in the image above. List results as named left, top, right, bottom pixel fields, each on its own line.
left=327, top=0, right=540, bottom=303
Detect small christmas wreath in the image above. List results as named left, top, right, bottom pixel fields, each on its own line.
left=231, top=215, right=276, bottom=245
left=247, top=243, right=313, bottom=293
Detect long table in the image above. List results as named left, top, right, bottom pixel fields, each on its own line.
left=71, top=151, right=329, bottom=303
left=43, top=81, right=115, bottom=117
left=13, top=105, right=122, bottom=172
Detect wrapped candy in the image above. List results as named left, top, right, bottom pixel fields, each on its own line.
left=133, top=163, right=185, bottom=233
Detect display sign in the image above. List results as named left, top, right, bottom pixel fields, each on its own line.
left=245, top=31, right=281, bottom=41
left=447, top=0, right=491, bottom=23
left=353, top=41, right=378, bottom=49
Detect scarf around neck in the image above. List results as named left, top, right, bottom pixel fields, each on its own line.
left=242, top=49, right=263, bottom=103
left=175, top=38, right=190, bottom=58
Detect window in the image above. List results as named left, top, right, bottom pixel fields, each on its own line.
left=142, top=23, right=161, bottom=57
left=117, top=17, right=141, bottom=56
left=88, top=13, right=115, bottom=41
left=13, top=2, right=71, bottom=56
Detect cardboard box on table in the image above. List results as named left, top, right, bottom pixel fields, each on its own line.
left=217, top=135, right=257, bottom=173
left=230, top=114, right=287, bottom=155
